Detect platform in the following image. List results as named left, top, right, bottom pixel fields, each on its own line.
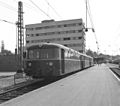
left=1, top=64, right=120, bottom=106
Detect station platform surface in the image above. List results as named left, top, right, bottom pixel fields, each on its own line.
left=1, top=64, right=120, bottom=106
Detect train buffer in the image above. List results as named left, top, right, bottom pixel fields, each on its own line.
left=1, top=64, right=120, bottom=106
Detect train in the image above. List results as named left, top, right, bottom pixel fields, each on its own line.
left=24, top=43, right=94, bottom=78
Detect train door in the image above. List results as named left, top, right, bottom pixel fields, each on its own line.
left=61, top=49, right=65, bottom=74
left=89, top=58, right=91, bottom=66
left=80, top=55, right=85, bottom=69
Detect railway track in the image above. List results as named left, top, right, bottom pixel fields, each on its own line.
left=110, top=67, right=120, bottom=78
left=106, top=63, right=120, bottom=79
left=0, top=77, right=59, bottom=104
left=0, top=78, right=42, bottom=104
left=0, top=67, right=90, bottom=104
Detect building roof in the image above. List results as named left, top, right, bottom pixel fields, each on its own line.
left=25, top=18, right=83, bottom=27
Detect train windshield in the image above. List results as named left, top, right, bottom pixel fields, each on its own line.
left=28, top=48, right=60, bottom=59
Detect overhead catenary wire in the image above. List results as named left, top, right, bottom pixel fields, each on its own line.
left=44, top=0, right=62, bottom=19
left=44, top=0, right=74, bottom=45
left=0, top=1, right=17, bottom=13
left=0, top=18, right=16, bottom=25
left=13, top=0, right=51, bottom=21
left=87, top=0, right=95, bottom=31
left=0, top=18, right=18, bottom=51
left=87, top=1, right=99, bottom=52
left=87, top=2, right=100, bottom=53
left=13, top=0, right=36, bottom=11
left=28, top=0, right=51, bottom=19
left=84, top=0, right=100, bottom=54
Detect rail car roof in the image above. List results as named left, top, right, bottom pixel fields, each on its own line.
left=27, top=43, right=69, bottom=50
left=27, top=43, right=93, bottom=58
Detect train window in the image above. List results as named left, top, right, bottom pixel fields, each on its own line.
left=29, top=50, right=34, bottom=59
left=39, top=49, right=59, bottom=59
left=28, top=48, right=60, bottom=59
left=64, top=50, right=68, bottom=58
left=36, top=51, right=39, bottom=58
left=28, top=50, right=39, bottom=59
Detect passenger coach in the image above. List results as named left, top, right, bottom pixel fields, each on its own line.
left=24, top=43, right=93, bottom=78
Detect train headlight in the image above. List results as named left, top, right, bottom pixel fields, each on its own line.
left=49, top=62, right=53, bottom=66
left=28, top=62, right=32, bottom=67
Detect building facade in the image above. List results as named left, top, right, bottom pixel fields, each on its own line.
left=25, top=19, right=86, bottom=53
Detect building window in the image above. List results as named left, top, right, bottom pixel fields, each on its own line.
left=26, top=34, right=29, bottom=37
left=26, top=41, right=30, bottom=43
left=64, top=44, right=68, bottom=47
left=64, top=24, right=67, bottom=27
left=31, top=34, right=34, bottom=37
left=36, top=34, right=39, bottom=36
left=78, top=30, right=82, bottom=33
left=33, top=22, right=83, bottom=31
left=44, top=26, right=49, bottom=29
left=64, top=37, right=70, bottom=40
left=72, top=37, right=77, bottom=40
left=56, top=38, right=61, bottom=41
left=35, top=27, right=42, bottom=30
left=78, top=23, right=82, bottom=26
left=26, top=29, right=83, bottom=37
left=27, top=28, right=34, bottom=31
left=57, top=25, right=61, bottom=28
left=78, top=37, right=82, bottom=39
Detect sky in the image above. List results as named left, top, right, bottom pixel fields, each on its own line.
left=0, top=0, right=120, bottom=55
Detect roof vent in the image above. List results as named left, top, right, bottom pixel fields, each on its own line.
left=42, top=19, right=55, bottom=23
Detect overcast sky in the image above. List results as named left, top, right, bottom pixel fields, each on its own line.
left=0, top=0, right=120, bottom=55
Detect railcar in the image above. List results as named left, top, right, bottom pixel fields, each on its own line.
left=24, top=43, right=93, bottom=78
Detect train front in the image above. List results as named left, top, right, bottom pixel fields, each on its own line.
left=24, top=44, right=61, bottom=78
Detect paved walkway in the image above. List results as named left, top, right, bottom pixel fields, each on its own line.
left=1, top=64, right=120, bottom=106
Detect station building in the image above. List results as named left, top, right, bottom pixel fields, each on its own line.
left=25, top=18, right=86, bottom=53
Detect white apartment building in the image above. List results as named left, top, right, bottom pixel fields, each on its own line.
left=25, top=18, right=86, bottom=53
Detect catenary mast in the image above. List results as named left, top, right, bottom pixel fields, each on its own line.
left=16, top=1, right=24, bottom=71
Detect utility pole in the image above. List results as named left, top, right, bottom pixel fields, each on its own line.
left=85, top=0, right=88, bottom=32
left=16, top=1, right=24, bottom=72
left=85, top=0, right=95, bottom=32
left=1, top=40, right=5, bottom=53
